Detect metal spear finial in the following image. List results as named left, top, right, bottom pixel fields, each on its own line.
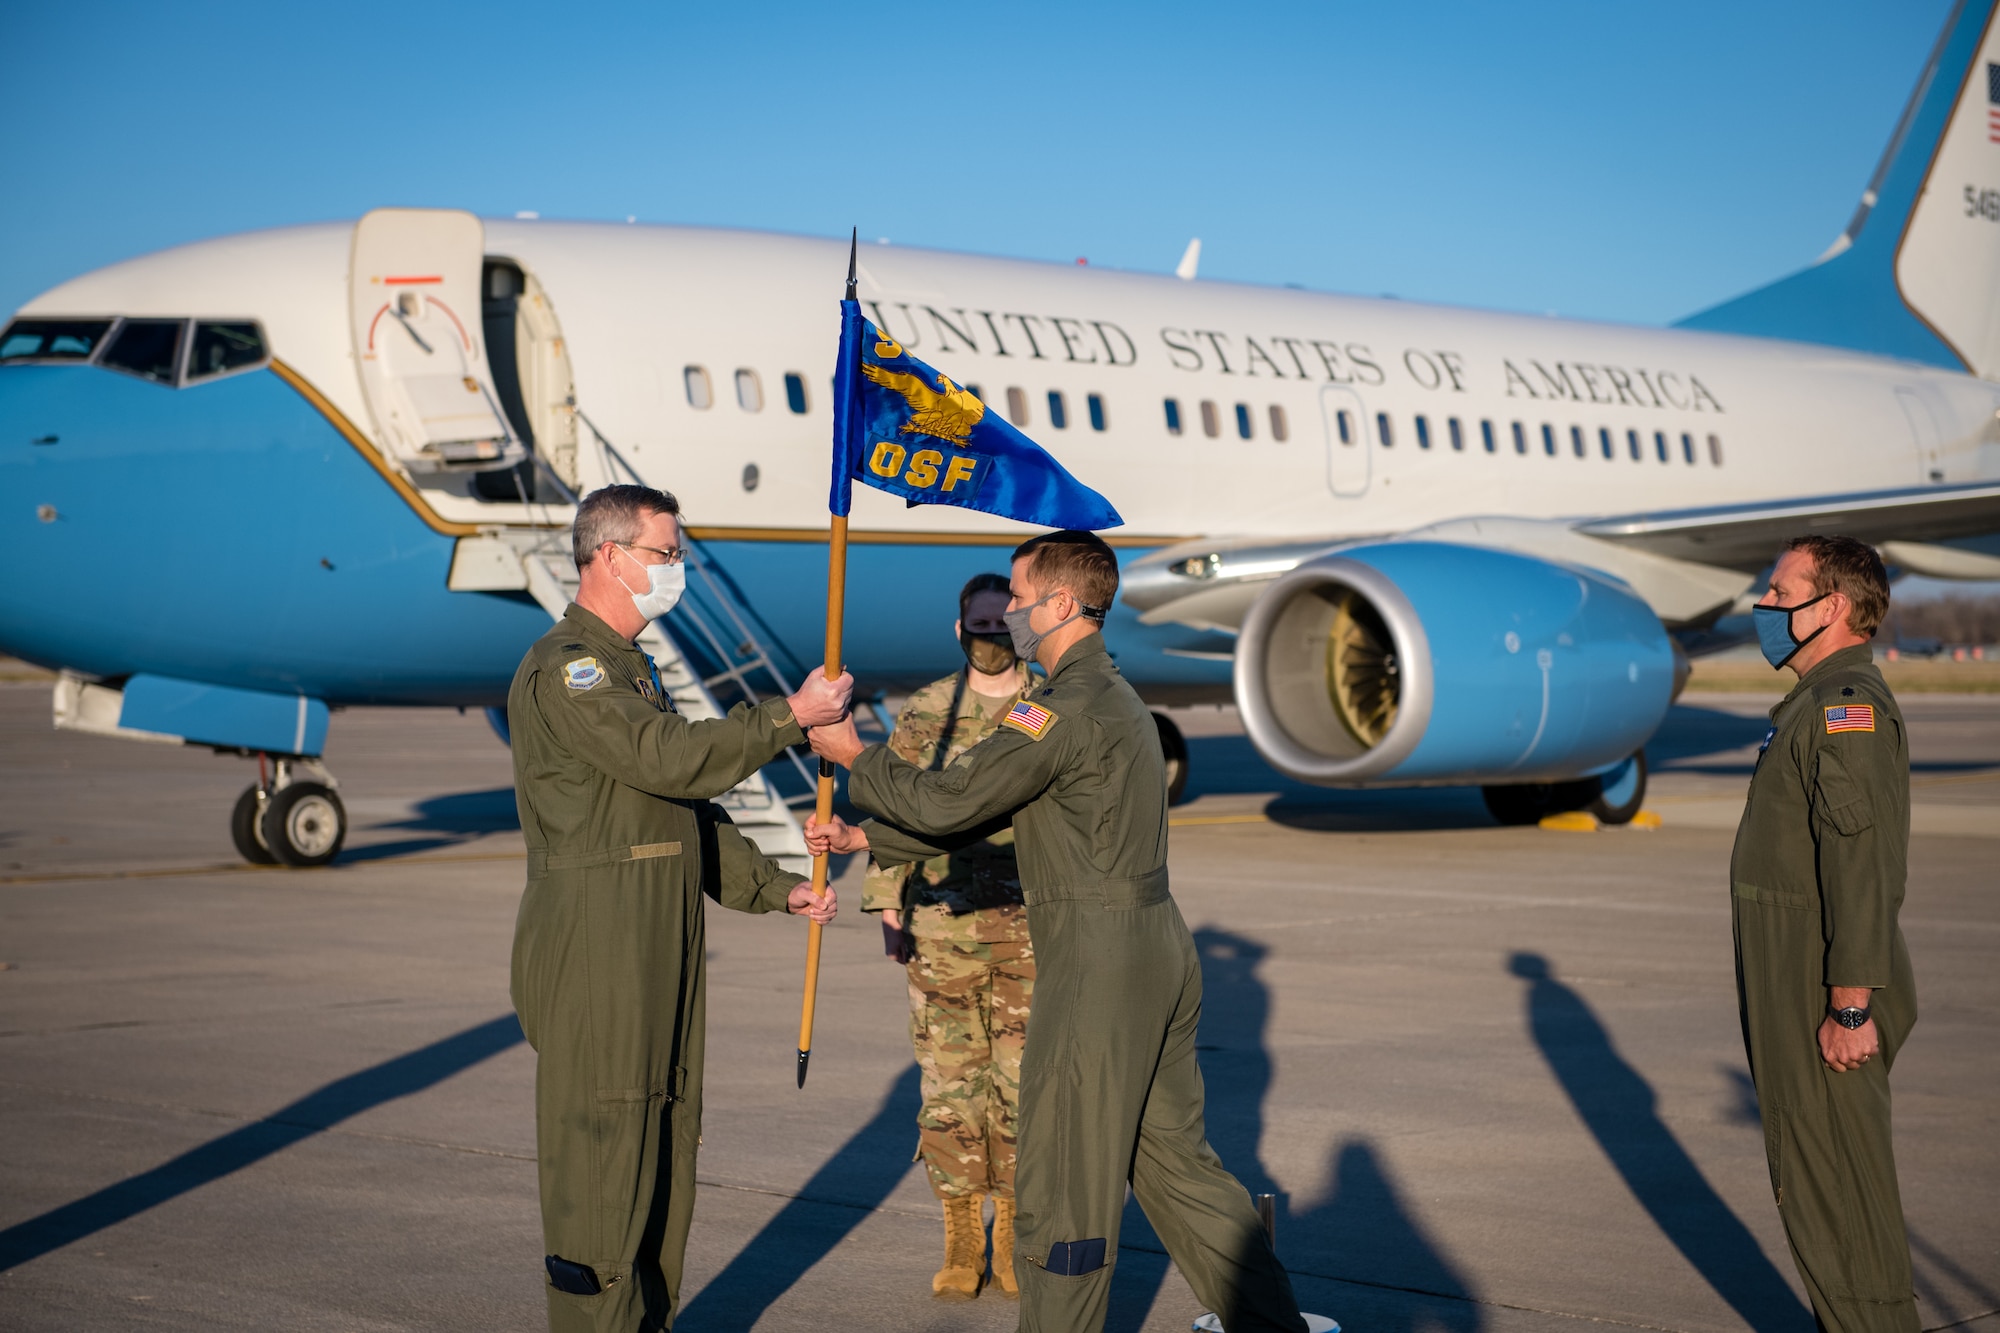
left=845, top=227, right=858, bottom=302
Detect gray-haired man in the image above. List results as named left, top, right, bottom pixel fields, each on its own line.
left=509, top=484, right=852, bottom=1331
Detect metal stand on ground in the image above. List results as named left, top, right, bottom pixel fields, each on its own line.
left=1190, top=1194, right=1339, bottom=1333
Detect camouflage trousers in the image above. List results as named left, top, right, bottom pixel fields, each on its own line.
left=907, top=935, right=1036, bottom=1200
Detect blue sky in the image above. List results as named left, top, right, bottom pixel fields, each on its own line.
left=0, top=1, right=1956, bottom=325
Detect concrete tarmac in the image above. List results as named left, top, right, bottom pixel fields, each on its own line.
left=1, top=681, right=1995, bottom=1332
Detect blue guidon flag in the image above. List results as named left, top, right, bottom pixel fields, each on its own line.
left=829, top=300, right=1122, bottom=530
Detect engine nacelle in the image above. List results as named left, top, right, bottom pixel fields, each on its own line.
left=1234, top=542, right=1674, bottom=786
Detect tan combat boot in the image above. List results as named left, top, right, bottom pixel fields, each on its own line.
left=932, top=1193, right=986, bottom=1300
left=991, top=1194, right=1019, bottom=1298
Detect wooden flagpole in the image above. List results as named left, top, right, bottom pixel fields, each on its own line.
left=796, top=231, right=859, bottom=1088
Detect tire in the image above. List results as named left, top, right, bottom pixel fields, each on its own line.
left=1482, top=783, right=1550, bottom=826
left=1152, top=712, right=1190, bottom=806
left=230, top=785, right=278, bottom=865
left=260, top=782, right=347, bottom=868
left=1586, top=751, right=1648, bottom=825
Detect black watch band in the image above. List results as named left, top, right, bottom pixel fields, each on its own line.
left=1830, top=1005, right=1871, bottom=1030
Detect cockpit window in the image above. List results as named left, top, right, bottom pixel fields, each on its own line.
left=0, top=318, right=115, bottom=362
left=186, top=322, right=268, bottom=382
left=99, top=319, right=185, bottom=384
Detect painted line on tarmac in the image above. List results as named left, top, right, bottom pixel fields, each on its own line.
left=1168, top=813, right=1271, bottom=827
left=0, top=849, right=526, bottom=887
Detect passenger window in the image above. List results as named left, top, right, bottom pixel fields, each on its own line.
left=1708, top=433, right=1723, bottom=466
left=734, top=368, right=763, bottom=412
left=1201, top=400, right=1221, bottom=438
left=1088, top=393, right=1107, bottom=431
left=1415, top=415, right=1431, bottom=449
left=1627, top=429, right=1642, bottom=461
left=1598, top=427, right=1613, bottom=460
left=1481, top=419, right=1496, bottom=453
left=1164, top=398, right=1183, bottom=435
left=1048, top=390, right=1069, bottom=429
left=1334, top=408, right=1353, bottom=444
left=0, top=318, right=115, bottom=362
left=1511, top=421, right=1527, bottom=454
left=185, top=322, right=267, bottom=382
left=1006, top=387, right=1030, bottom=426
left=100, top=319, right=185, bottom=385
left=784, top=372, right=810, bottom=414
left=1269, top=404, right=1289, bottom=442
left=684, top=365, right=713, bottom=410
left=1376, top=412, right=1393, bottom=447
left=1540, top=424, right=1556, bottom=456
left=1654, top=430, right=1669, bottom=462
left=1236, top=403, right=1254, bottom=440
left=1449, top=417, right=1465, bottom=451
left=1681, top=432, right=1695, bottom=464
left=1569, top=425, right=1585, bottom=458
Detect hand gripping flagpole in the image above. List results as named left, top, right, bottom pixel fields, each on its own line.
left=796, top=229, right=859, bottom=1088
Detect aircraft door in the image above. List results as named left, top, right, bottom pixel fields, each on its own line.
left=478, top=260, right=580, bottom=499
left=1320, top=384, right=1371, bottom=498
left=348, top=209, right=523, bottom=474
left=1894, top=387, right=1945, bottom=483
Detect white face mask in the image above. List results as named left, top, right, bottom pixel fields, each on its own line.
left=616, top=546, right=686, bottom=621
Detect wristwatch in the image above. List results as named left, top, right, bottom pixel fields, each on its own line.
left=1830, top=1005, right=1871, bottom=1030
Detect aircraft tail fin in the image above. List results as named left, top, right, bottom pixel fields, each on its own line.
left=1678, top=0, right=2000, bottom=377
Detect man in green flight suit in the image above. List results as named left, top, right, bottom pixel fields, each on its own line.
left=1733, top=534, right=1918, bottom=1333
left=807, top=530, right=1306, bottom=1333
left=508, top=484, right=851, bottom=1332
left=862, top=572, right=1036, bottom=1301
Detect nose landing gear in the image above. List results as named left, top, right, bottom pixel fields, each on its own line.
left=229, top=755, right=347, bottom=867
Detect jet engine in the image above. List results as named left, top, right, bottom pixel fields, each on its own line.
left=1233, top=542, right=1674, bottom=787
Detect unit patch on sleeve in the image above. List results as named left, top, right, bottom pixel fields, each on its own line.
left=1002, top=699, right=1057, bottom=740
left=563, top=657, right=606, bottom=692
left=1824, top=704, right=1875, bottom=733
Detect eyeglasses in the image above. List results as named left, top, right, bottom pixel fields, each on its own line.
left=618, top=542, right=686, bottom=566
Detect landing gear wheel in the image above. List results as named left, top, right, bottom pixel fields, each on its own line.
left=1152, top=712, right=1190, bottom=806
left=260, top=782, right=347, bottom=867
left=1482, top=783, right=1550, bottom=826
left=230, top=785, right=279, bottom=865
left=1586, top=751, right=1647, bottom=826
left=1482, top=776, right=1598, bottom=826
left=1482, top=753, right=1647, bottom=828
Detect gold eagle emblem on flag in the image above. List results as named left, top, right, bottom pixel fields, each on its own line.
left=859, top=363, right=986, bottom=447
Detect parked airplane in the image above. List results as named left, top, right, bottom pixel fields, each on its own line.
left=7, top=2, right=2000, bottom=867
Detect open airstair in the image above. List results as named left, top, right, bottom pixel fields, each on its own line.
left=514, top=538, right=814, bottom=878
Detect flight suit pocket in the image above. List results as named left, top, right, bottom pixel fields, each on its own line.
left=589, top=1071, right=683, bottom=1256
left=1811, top=747, right=1874, bottom=836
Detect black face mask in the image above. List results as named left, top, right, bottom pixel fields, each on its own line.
left=960, top=628, right=1018, bottom=674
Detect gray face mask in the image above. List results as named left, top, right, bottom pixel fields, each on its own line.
left=1004, top=591, right=1090, bottom=663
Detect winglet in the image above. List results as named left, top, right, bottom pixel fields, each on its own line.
left=1175, top=238, right=1201, bottom=281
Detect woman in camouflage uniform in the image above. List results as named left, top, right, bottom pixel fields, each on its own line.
left=862, top=573, right=1035, bottom=1301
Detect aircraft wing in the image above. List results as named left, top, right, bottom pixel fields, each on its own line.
left=1127, top=481, right=2000, bottom=638
left=1576, top=480, right=2000, bottom=572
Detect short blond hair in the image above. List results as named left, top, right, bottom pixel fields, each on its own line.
left=1783, top=535, right=1889, bottom=637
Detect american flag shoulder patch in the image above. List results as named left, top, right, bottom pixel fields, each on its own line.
left=1003, top=699, right=1057, bottom=740
left=1824, top=704, right=1876, bottom=734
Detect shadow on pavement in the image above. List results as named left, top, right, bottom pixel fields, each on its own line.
left=1288, top=1141, right=1484, bottom=1333
left=1509, top=952, right=1808, bottom=1332
left=1108, top=928, right=1485, bottom=1332
left=0, top=1014, right=524, bottom=1272
left=678, top=1064, right=920, bottom=1329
